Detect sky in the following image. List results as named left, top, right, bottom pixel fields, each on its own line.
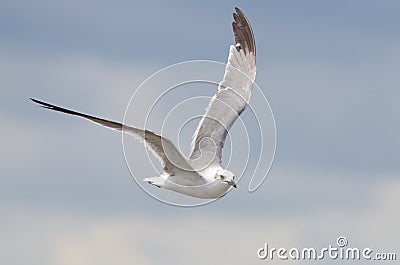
left=1, top=0, right=399, bottom=264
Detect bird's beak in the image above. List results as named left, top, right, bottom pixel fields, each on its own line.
left=226, top=180, right=237, bottom=188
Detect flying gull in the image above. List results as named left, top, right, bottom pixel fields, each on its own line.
left=31, top=7, right=256, bottom=199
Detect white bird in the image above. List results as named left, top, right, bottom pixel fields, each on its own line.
left=30, top=7, right=256, bottom=199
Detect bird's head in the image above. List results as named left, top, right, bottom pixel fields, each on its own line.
left=216, top=169, right=237, bottom=188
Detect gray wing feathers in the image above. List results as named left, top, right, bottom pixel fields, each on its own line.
left=30, top=98, right=198, bottom=179
left=189, top=8, right=256, bottom=167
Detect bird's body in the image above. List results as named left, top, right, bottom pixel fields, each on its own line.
left=143, top=166, right=237, bottom=199
left=31, top=7, right=256, bottom=199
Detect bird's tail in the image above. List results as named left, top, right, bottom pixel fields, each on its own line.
left=143, top=176, right=165, bottom=188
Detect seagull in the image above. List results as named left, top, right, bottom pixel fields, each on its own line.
left=30, top=7, right=256, bottom=199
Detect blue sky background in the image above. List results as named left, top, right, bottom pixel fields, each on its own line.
left=1, top=1, right=399, bottom=264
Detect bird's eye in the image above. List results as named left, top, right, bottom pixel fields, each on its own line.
left=220, top=175, right=225, bottom=180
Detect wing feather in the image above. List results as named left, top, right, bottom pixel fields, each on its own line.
left=30, top=98, right=200, bottom=180
left=189, top=7, right=256, bottom=168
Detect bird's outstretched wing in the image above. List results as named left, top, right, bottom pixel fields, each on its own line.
left=189, top=7, right=256, bottom=169
left=30, top=98, right=201, bottom=180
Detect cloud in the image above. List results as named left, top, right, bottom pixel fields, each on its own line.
left=1, top=174, right=398, bottom=265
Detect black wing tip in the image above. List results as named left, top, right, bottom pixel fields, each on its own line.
left=30, top=97, right=48, bottom=107
left=30, top=97, right=46, bottom=105
left=30, top=97, right=79, bottom=117
left=30, top=97, right=56, bottom=110
left=234, top=7, right=243, bottom=15
left=231, top=7, right=256, bottom=57
left=29, top=97, right=40, bottom=104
